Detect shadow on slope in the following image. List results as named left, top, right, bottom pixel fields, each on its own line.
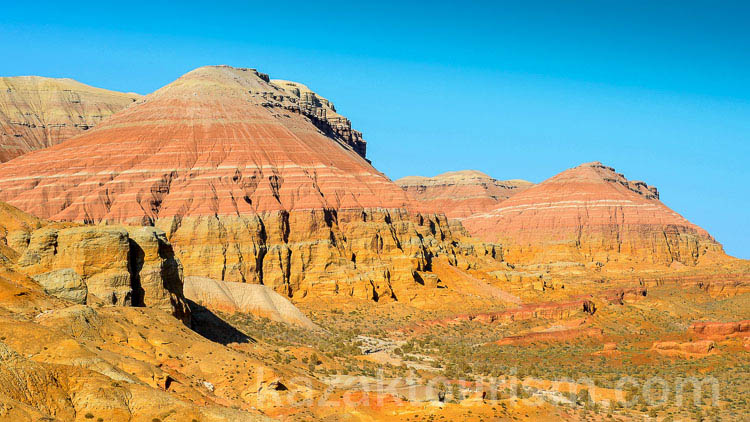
left=186, top=299, right=255, bottom=345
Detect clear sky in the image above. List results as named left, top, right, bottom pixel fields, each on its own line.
left=1, top=1, right=748, bottom=258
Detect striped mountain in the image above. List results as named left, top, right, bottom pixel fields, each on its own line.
left=396, top=170, right=532, bottom=219
left=462, top=162, right=724, bottom=265
left=0, top=65, right=502, bottom=304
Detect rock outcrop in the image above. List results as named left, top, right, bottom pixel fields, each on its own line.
left=0, top=201, right=42, bottom=262
left=18, top=226, right=133, bottom=305
left=690, top=320, right=750, bottom=338
left=16, top=225, right=190, bottom=321
left=651, top=340, right=716, bottom=358
left=0, top=65, right=505, bottom=304
left=0, top=201, right=190, bottom=322
left=396, top=170, right=532, bottom=219
left=463, top=162, right=723, bottom=265
left=0, top=76, right=139, bottom=162
left=272, top=79, right=367, bottom=158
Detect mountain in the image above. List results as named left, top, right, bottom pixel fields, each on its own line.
left=272, top=79, right=367, bottom=158
left=0, top=65, right=503, bottom=303
left=396, top=170, right=533, bottom=219
left=0, top=76, right=139, bottom=162
left=0, top=67, right=748, bottom=422
left=462, top=161, right=724, bottom=265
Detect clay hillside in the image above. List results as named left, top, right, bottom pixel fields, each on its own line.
left=0, top=76, right=140, bottom=162
left=0, top=66, right=748, bottom=422
left=396, top=170, right=533, bottom=219
left=462, top=161, right=726, bottom=265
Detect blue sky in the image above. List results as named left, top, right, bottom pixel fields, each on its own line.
left=1, top=1, right=748, bottom=258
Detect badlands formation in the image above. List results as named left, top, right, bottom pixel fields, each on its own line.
left=0, top=76, right=139, bottom=162
left=396, top=170, right=533, bottom=219
left=0, top=65, right=505, bottom=306
left=462, top=162, right=724, bottom=265
left=0, top=65, right=747, bottom=421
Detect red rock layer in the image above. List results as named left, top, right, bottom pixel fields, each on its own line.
left=0, top=66, right=411, bottom=222
left=463, top=162, right=723, bottom=265
left=0, top=76, right=139, bottom=162
left=396, top=170, right=532, bottom=219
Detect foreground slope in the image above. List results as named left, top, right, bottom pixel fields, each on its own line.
left=0, top=65, right=503, bottom=304
left=463, top=162, right=723, bottom=265
left=0, top=202, right=284, bottom=421
left=0, top=76, right=139, bottom=162
left=396, top=170, right=533, bottom=219
left=0, top=202, right=586, bottom=422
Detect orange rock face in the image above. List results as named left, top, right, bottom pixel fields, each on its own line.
left=690, top=320, right=750, bottom=338
left=0, top=76, right=139, bottom=162
left=651, top=340, right=717, bottom=358
left=463, top=162, right=722, bottom=265
left=396, top=170, right=532, bottom=219
left=0, top=66, right=504, bottom=302
left=0, top=201, right=190, bottom=323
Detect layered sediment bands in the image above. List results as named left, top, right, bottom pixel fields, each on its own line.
left=463, top=162, right=723, bottom=265
left=0, top=76, right=139, bottom=162
left=396, top=170, right=533, bottom=219
left=0, top=66, right=410, bottom=220
left=272, top=79, right=367, bottom=158
left=0, top=66, right=501, bottom=302
left=159, top=209, right=500, bottom=301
